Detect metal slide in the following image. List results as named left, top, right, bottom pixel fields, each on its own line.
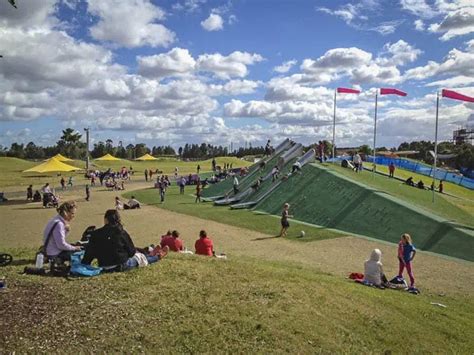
left=231, top=149, right=316, bottom=209
left=214, top=143, right=303, bottom=206
left=202, top=139, right=294, bottom=202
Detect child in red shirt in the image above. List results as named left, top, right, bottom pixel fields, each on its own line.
left=161, top=230, right=184, bottom=252
left=195, top=230, right=214, bottom=256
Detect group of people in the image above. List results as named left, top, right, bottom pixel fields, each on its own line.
left=41, top=201, right=221, bottom=274
left=405, top=177, right=444, bottom=193
left=27, top=183, right=60, bottom=208
left=363, top=233, right=417, bottom=291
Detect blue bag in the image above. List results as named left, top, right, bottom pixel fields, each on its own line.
left=70, top=251, right=102, bottom=277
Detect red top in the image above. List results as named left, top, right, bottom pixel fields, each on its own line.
left=161, top=236, right=184, bottom=252
left=195, top=237, right=214, bottom=256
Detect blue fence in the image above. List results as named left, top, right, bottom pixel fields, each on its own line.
left=364, top=156, right=474, bottom=190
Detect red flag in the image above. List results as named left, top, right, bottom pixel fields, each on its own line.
left=442, top=89, right=474, bottom=103
left=337, top=87, right=360, bottom=94
left=380, top=88, right=407, bottom=96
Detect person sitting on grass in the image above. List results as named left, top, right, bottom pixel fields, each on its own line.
left=161, top=230, right=184, bottom=252
left=115, top=196, right=131, bottom=210
left=405, top=176, right=415, bottom=187
left=127, top=196, right=141, bottom=209
left=417, top=180, right=425, bottom=189
left=195, top=230, right=214, bottom=256
left=82, top=209, right=168, bottom=271
left=363, top=249, right=388, bottom=287
left=43, top=201, right=81, bottom=263
left=33, top=190, right=42, bottom=202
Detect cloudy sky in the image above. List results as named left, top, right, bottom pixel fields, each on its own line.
left=0, top=0, right=473, bottom=149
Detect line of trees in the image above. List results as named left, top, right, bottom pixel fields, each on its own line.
left=0, top=128, right=267, bottom=160
left=1, top=129, right=471, bottom=170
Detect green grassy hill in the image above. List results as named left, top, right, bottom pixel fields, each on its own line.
left=1, top=250, right=472, bottom=353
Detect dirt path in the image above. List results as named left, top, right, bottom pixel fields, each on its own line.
left=1, top=183, right=473, bottom=296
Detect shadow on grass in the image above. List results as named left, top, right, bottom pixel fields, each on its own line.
left=252, top=235, right=281, bottom=241
left=1, top=199, right=31, bottom=206
left=10, top=258, right=33, bottom=267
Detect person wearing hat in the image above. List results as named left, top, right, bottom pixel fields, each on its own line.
left=279, top=203, right=293, bottom=237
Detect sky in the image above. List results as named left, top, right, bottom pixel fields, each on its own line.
left=0, top=0, right=473, bottom=150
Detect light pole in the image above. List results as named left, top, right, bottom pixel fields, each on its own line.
left=84, top=127, right=90, bottom=171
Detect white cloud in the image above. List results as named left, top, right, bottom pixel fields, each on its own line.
left=273, top=60, right=297, bottom=73
left=404, top=47, right=474, bottom=81
left=400, top=0, right=437, bottom=19
left=137, top=48, right=196, bottom=78
left=88, top=0, right=175, bottom=48
left=172, top=0, right=207, bottom=13
left=370, top=20, right=405, bottom=35
left=197, top=51, right=264, bottom=79
left=376, top=40, right=422, bottom=66
left=201, top=13, right=224, bottom=31
left=428, top=6, right=474, bottom=41
left=414, top=19, right=425, bottom=30
left=425, top=75, right=474, bottom=87
left=0, top=0, right=57, bottom=29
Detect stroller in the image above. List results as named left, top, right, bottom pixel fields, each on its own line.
left=0, top=253, right=13, bottom=267
left=43, top=193, right=59, bottom=208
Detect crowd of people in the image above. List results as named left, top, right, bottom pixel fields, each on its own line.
left=41, top=201, right=223, bottom=275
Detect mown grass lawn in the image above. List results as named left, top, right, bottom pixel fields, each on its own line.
left=123, top=186, right=342, bottom=242
left=0, top=156, right=251, bottom=191
left=1, top=249, right=473, bottom=353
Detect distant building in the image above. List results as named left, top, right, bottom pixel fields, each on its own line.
left=453, top=127, right=473, bottom=145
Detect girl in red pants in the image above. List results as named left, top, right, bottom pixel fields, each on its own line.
left=398, top=233, right=417, bottom=289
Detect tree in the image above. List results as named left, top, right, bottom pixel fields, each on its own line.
left=7, top=143, right=25, bottom=158
left=57, top=128, right=85, bottom=159
left=359, top=144, right=372, bottom=156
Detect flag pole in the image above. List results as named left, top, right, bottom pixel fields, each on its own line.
left=332, top=89, right=337, bottom=163
left=372, top=91, right=378, bottom=178
left=432, top=91, right=439, bottom=203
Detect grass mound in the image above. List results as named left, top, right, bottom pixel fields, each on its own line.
left=1, top=249, right=472, bottom=353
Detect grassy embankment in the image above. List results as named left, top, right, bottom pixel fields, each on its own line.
left=328, top=163, right=474, bottom=228
left=1, top=248, right=473, bottom=353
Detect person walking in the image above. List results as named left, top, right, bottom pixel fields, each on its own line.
left=60, top=177, right=66, bottom=190
left=279, top=203, right=293, bottom=237
left=179, top=176, right=186, bottom=194
left=85, top=184, right=90, bottom=201
left=144, top=169, right=148, bottom=182
left=197, top=164, right=201, bottom=174
left=389, top=162, right=395, bottom=178
left=195, top=182, right=202, bottom=203
left=27, top=185, right=33, bottom=201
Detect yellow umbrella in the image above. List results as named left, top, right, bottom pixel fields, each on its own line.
left=95, top=153, right=121, bottom=161
left=23, top=157, right=81, bottom=173
left=52, top=153, right=74, bottom=162
left=135, top=153, right=158, bottom=161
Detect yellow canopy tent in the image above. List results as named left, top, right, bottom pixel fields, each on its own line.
left=52, top=153, right=74, bottom=162
left=23, top=157, right=81, bottom=173
left=135, top=153, right=158, bottom=161
left=95, top=153, right=121, bottom=161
